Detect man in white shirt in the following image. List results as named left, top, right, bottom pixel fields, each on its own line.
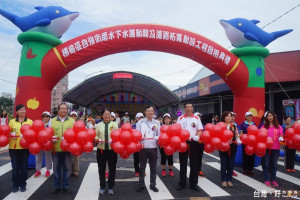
left=115, top=112, right=121, bottom=127
left=176, top=102, right=203, bottom=192
left=121, top=112, right=130, bottom=125
left=136, top=106, right=160, bottom=193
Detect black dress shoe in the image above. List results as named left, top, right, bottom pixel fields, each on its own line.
left=63, top=187, right=73, bottom=194
left=190, top=185, right=200, bottom=192
left=176, top=184, right=186, bottom=191
left=136, top=186, right=145, bottom=192
left=51, top=188, right=60, bottom=194
left=150, top=186, right=159, bottom=192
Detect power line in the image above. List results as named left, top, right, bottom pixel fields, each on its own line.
left=0, top=78, right=16, bottom=84
left=152, top=63, right=200, bottom=78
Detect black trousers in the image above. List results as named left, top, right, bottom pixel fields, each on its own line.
left=9, top=149, right=29, bottom=188
left=178, top=141, right=201, bottom=187
left=197, top=143, right=204, bottom=171
left=242, top=144, right=255, bottom=171
left=285, top=146, right=296, bottom=169
left=134, top=152, right=139, bottom=173
left=160, top=147, right=173, bottom=166
left=139, top=148, right=157, bottom=188
left=96, top=149, right=117, bottom=189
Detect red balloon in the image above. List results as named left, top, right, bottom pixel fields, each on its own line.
left=265, top=137, right=274, bottom=149
left=20, top=124, right=31, bottom=134
left=204, top=143, right=214, bottom=153
left=42, top=140, right=53, bottom=151
left=164, top=145, right=175, bottom=155
left=69, top=142, right=82, bottom=155
left=126, top=142, right=137, bottom=154
left=0, top=135, right=9, bottom=147
left=29, top=141, right=42, bottom=155
left=132, top=129, right=142, bottom=143
left=219, top=142, right=230, bottom=152
left=292, top=123, right=300, bottom=130
left=20, top=138, right=29, bottom=149
left=76, top=131, right=88, bottom=144
left=246, top=135, right=257, bottom=146
left=295, top=144, right=300, bottom=151
left=292, top=133, right=300, bottom=146
left=178, top=142, right=188, bottom=153
left=136, top=142, right=142, bottom=152
left=285, top=128, right=294, bottom=139
left=256, top=142, right=266, bottom=154
left=73, top=121, right=86, bottom=133
left=286, top=139, right=295, bottom=149
left=120, top=131, right=132, bottom=144
left=257, top=128, right=268, bottom=142
left=32, top=120, right=44, bottom=133
left=248, top=125, right=258, bottom=136
left=158, top=133, right=170, bottom=147
left=86, top=129, right=96, bottom=141
left=210, top=137, right=221, bottom=149
left=221, top=129, right=233, bottom=142
left=240, top=134, right=248, bottom=144
left=169, top=136, right=181, bottom=149
left=111, top=130, right=121, bottom=142
left=256, top=151, right=265, bottom=157
left=121, top=123, right=132, bottom=132
left=37, top=130, right=51, bottom=144
left=23, top=129, right=37, bottom=143
left=111, top=141, right=125, bottom=154
left=180, top=129, right=190, bottom=141
left=217, top=122, right=227, bottom=131
left=0, top=125, right=11, bottom=136
left=204, top=123, right=213, bottom=131
left=200, top=131, right=211, bottom=143
left=45, top=127, right=54, bottom=137
left=82, top=141, right=94, bottom=153
left=119, top=151, right=131, bottom=159
left=211, top=126, right=221, bottom=137
left=167, top=123, right=181, bottom=137
left=63, top=128, right=76, bottom=143
left=60, top=139, right=70, bottom=151
left=160, top=125, right=169, bottom=133
left=245, top=145, right=255, bottom=155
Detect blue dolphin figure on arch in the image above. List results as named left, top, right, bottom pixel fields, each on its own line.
left=0, top=6, right=79, bottom=38
left=220, top=18, right=293, bottom=48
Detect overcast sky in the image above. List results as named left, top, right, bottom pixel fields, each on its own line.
left=0, top=0, right=299, bottom=97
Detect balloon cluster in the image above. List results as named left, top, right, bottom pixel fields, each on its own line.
left=200, top=122, right=234, bottom=153
left=239, top=125, right=273, bottom=157
left=20, top=120, right=54, bottom=155
left=158, top=123, right=190, bottom=155
left=61, top=121, right=96, bottom=156
left=111, top=123, right=142, bottom=159
left=285, top=123, right=300, bottom=151
left=0, top=125, right=11, bottom=147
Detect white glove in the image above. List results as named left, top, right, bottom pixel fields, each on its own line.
left=109, top=139, right=112, bottom=144
left=278, top=136, right=284, bottom=142
left=20, top=134, right=23, bottom=139
left=154, top=135, right=159, bottom=140
left=236, top=138, right=242, bottom=145
left=193, top=135, right=200, bottom=142
left=51, top=136, right=58, bottom=142
left=10, top=132, right=17, bottom=140
left=61, top=137, right=64, bottom=140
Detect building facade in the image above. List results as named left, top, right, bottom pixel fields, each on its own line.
left=51, top=75, right=68, bottom=110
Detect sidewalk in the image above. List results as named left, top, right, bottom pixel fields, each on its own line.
left=0, top=145, right=8, bottom=152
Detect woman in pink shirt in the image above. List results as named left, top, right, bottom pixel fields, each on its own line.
left=261, top=111, right=284, bottom=187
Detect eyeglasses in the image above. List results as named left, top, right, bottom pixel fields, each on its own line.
left=42, top=116, right=50, bottom=118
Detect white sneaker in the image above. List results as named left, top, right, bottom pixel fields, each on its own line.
left=108, top=189, right=114, bottom=195
left=99, top=188, right=105, bottom=195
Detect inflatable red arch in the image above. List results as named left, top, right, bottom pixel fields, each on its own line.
left=15, top=24, right=263, bottom=124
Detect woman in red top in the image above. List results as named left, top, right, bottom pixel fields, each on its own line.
left=261, top=111, right=284, bottom=187
left=1, top=109, right=9, bottom=125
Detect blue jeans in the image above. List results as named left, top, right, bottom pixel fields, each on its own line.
left=219, top=144, right=237, bottom=182
left=261, top=149, right=280, bottom=181
left=52, top=152, right=72, bottom=189
left=9, top=149, right=29, bottom=188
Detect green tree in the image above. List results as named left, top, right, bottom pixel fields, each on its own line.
left=0, top=96, right=13, bottom=112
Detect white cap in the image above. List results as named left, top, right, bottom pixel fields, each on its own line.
left=70, top=111, right=78, bottom=117
left=125, top=112, right=128, bottom=115
left=111, top=112, right=116, bottom=118
left=231, top=112, right=236, bottom=116
left=194, top=112, right=202, bottom=117
left=245, top=111, right=253, bottom=117
left=153, top=115, right=156, bottom=118
left=163, top=113, right=171, bottom=118
left=42, top=111, right=51, bottom=117
left=136, top=112, right=143, bottom=118
left=264, top=111, right=268, bottom=117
